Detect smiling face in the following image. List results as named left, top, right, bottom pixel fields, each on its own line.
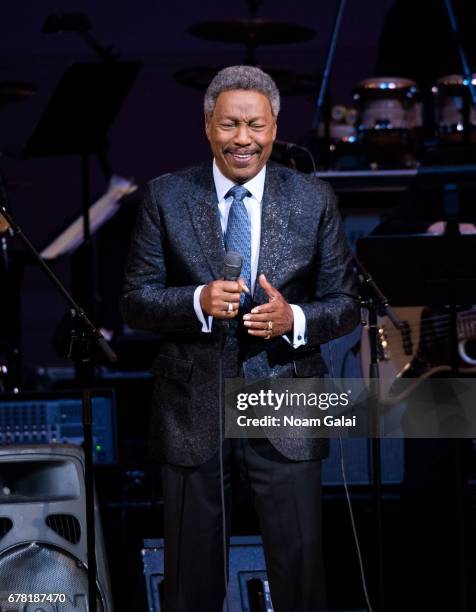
left=205, top=89, right=277, bottom=184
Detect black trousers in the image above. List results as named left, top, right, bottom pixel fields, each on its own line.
left=161, top=437, right=326, bottom=612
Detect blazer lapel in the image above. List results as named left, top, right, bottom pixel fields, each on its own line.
left=186, top=165, right=225, bottom=281
left=254, top=164, right=292, bottom=303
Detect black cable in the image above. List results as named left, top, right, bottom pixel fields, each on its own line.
left=337, top=435, right=373, bottom=612
left=218, top=335, right=230, bottom=612
left=328, top=338, right=374, bottom=612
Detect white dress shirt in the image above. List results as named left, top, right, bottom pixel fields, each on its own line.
left=193, top=160, right=307, bottom=348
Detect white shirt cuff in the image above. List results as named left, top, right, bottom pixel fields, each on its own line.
left=283, top=304, right=307, bottom=348
left=193, top=285, right=213, bottom=332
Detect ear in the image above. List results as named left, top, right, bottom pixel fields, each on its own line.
left=272, top=118, right=277, bottom=142
left=204, top=112, right=212, bottom=140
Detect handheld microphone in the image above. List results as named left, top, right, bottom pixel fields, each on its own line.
left=223, top=251, right=242, bottom=281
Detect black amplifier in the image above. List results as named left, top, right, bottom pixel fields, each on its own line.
left=0, top=389, right=117, bottom=464
left=142, top=536, right=273, bottom=612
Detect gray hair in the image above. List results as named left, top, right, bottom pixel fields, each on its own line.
left=204, top=65, right=280, bottom=117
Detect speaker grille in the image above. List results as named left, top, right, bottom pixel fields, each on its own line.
left=0, top=543, right=104, bottom=610
left=0, top=517, right=13, bottom=538
left=46, top=513, right=81, bottom=544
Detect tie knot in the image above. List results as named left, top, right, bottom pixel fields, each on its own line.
left=226, top=185, right=251, bottom=203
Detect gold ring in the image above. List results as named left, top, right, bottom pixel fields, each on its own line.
left=227, top=302, right=233, bottom=313
left=267, top=321, right=273, bottom=331
left=264, top=332, right=272, bottom=340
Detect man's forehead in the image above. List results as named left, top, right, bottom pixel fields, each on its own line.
left=212, top=90, right=274, bottom=115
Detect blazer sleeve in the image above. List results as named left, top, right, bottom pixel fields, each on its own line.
left=120, top=182, right=201, bottom=334
left=299, top=181, right=360, bottom=346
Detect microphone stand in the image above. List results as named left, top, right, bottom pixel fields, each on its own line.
left=310, top=0, right=347, bottom=169
left=354, top=256, right=404, bottom=612
left=0, top=205, right=117, bottom=612
left=443, top=0, right=476, bottom=150
left=443, top=0, right=476, bottom=108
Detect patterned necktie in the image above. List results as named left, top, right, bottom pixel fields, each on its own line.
left=224, top=185, right=252, bottom=306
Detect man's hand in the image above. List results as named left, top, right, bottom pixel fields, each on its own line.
left=200, top=278, right=249, bottom=319
left=243, top=274, right=293, bottom=338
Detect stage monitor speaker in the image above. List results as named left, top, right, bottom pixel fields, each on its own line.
left=142, top=536, right=271, bottom=612
left=0, top=445, right=113, bottom=611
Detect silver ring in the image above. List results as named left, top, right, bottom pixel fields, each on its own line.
left=227, top=302, right=233, bottom=313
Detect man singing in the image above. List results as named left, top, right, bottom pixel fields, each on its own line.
left=121, top=66, right=359, bottom=612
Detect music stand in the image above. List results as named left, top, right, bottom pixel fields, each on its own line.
left=23, top=62, right=140, bottom=158
left=22, top=61, right=141, bottom=313
left=356, top=233, right=476, bottom=309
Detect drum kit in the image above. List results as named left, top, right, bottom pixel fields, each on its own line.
left=348, top=74, right=476, bottom=168
left=177, top=10, right=476, bottom=170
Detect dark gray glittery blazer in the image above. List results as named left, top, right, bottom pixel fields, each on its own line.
left=120, top=161, right=360, bottom=466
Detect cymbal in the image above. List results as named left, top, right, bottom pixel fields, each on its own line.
left=174, top=66, right=320, bottom=96
left=0, top=82, right=36, bottom=106
left=188, top=19, right=316, bottom=46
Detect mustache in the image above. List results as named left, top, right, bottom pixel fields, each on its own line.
left=225, top=147, right=261, bottom=155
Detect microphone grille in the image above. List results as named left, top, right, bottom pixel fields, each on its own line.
left=224, top=251, right=242, bottom=267
left=223, top=251, right=242, bottom=280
